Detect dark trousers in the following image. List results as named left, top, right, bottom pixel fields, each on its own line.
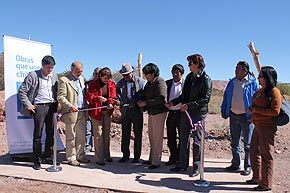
left=166, top=110, right=181, bottom=162
left=177, top=112, right=205, bottom=169
left=250, top=125, right=275, bottom=189
left=33, top=103, right=57, bottom=162
left=121, top=107, right=143, bottom=159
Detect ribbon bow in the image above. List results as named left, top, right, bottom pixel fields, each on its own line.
left=184, top=110, right=208, bottom=137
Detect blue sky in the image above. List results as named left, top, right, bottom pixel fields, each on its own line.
left=1, top=1, right=290, bottom=82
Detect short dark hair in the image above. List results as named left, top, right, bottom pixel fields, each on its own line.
left=42, top=55, right=55, bottom=66
left=237, top=61, right=249, bottom=73
left=93, top=67, right=101, bottom=76
left=70, top=61, right=83, bottom=70
left=171, top=64, right=184, bottom=74
left=142, top=63, right=159, bottom=77
left=99, top=67, right=112, bottom=79
left=187, top=54, right=205, bottom=69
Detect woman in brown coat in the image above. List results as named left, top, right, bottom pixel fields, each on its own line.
left=247, top=66, right=282, bottom=191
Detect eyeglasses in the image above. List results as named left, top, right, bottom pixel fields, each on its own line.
left=122, top=74, right=130, bottom=77
left=188, top=61, right=194, bottom=67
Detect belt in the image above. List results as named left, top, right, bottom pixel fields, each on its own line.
left=230, top=111, right=246, bottom=116
left=169, top=109, right=180, bottom=113
left=36, top=102, right=55, bottom=106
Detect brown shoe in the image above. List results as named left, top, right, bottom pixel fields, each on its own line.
left=68, top=160, right=80, bottom=166
left=246, top=179, right=258, bottom=185
left=77, top=157, right=90, bottom=163
left=253, top=185, right=271, bottom=191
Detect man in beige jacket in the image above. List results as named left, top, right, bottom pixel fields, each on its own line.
left=57, top=61, right=89, bottom=166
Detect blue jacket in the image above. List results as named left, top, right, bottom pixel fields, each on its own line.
left=221, top=74, right=259, bottom=119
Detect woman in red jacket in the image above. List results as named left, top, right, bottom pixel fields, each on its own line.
left=86, top=67, right=116, bottom=165
left=247, top=66, right=282, bottom=191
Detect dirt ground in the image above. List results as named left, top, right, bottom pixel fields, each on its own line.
left=0, top=89, right=289, bottom=192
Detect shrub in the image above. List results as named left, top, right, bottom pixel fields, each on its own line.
left=277, top=83, right=290, bottom=96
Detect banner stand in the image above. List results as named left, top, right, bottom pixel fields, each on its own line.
left=11, top=153, right=34, bottom=162
left=46, top=113, right=62, bottom=172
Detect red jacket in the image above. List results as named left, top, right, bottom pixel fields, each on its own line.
left=86, top=79, right=116, bottom=120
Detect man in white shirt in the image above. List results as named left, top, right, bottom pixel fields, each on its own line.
left=18, top=55, right=58, bottom=170
left=164, top=64, right=184, bottom=165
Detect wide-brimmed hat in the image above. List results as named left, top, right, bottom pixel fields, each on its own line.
left=119, top=63, right=134, bottom=74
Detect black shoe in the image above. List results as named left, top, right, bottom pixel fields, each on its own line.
left=246, top=179, right=259, bottom=185
left=42, top=158, right=60, bottom=165
left=170, top=166, right=186, bottom=172
left=143, top=160, right=151, bottom=165
left=149, top=165, right=160, bottom=169
left=241, top=168, right=251, bottom=176
left=96, top=161, right=105, bottom=165
left=191, top=169, right=200, bottom=177
left=165, top=160, right=176, bottom=165
left=33, top=162, right=41, bottom=170
left=119, top=157, right=129, bottom=163
left=132, top=158, right=139, bottom=163
left=254, top=185, right=271, bottom=191
left=106, top=158, right=113, bottom=162
left=225, top=165, right=240, bottom=172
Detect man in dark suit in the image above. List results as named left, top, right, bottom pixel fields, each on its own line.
left=116, top=63, right=145, bottom=163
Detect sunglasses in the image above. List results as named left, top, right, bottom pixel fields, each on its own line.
left=122, top=74, right=131, bottom=77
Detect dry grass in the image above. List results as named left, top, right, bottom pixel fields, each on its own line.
left=209, top=88, right=223, bottom=114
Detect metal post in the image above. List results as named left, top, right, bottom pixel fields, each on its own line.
left=193, top=124, right=210, bottom=187
left=46, top=113, right=62, bottom=172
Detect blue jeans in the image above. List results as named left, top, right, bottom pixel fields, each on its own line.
left=85, top=116, right=93, bottom=150
left=230, top=112, right=254, bottom=169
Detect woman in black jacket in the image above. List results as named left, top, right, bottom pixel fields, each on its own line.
left=169, top=54, right=212, bottom=176
left=138, top=63, right=168, bottom=169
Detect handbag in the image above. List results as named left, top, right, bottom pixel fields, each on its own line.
left=273, top=96, right=290, bottom=126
